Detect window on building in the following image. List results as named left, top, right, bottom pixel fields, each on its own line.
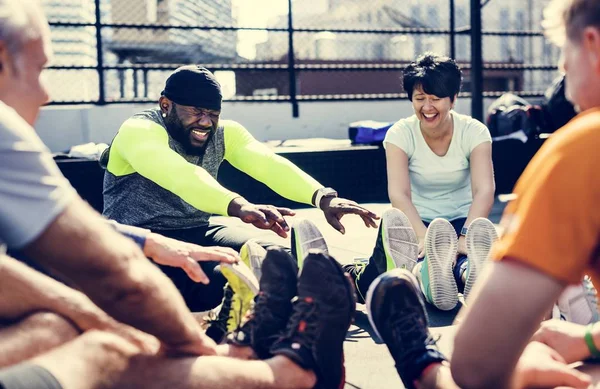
left=411, top=5, right=422, bottom=57
left=456, top=5, right=468, bottom=61
left=427, top=6, right=439, bottom=28
left=515, top=11, right=525, bottom=61
left=500, top=8, right=510, bottom=60
left=146, top=0, right=158, bottom=23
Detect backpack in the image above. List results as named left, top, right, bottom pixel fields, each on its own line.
left=486, top=93, right=545, bottom=142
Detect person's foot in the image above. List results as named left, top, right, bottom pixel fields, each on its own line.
left=204, top=284, right=235, bottom=343
left=240, top=239, right=267, bottom=283
left=291, top=219, right=328, bottom=268
left=342, top=262, right=368, bottom=303
left=366, top=268, right=447, bottom=389
left=554, top=276, right=600, bottom=324
left=271, top=250, right=355, bottom=389
left=420, top=218, right=458, bottom=311
left=228, top=247, right=299, bottom=358
left=378, top=208, right=420, bottom=272
left=344, top=208, right=419, bottom=304
left=219, top=260, right=259, bottom=332
left=463, top=217, right=498, bottom=301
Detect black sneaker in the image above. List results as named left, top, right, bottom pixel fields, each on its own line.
left=291, top=219, right=328, bottom=269
left=205, top=284, right=234, bottom=343
left=366, top=269, right=447, bottom=389
left=227, top=248, right=299, bottom=359
left=342, top=262, right=372, bottom=304
left=271, top=250, right=355, bottom=389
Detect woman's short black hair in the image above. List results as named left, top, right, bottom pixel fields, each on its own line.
left=403, top=52, right=462, bottom=101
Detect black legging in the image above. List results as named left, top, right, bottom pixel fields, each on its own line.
left=153, top=222, right=288, bottom=312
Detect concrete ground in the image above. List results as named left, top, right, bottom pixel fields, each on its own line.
left=212, top=201, right=507, bottom=389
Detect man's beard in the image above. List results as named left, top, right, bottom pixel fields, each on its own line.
left=163, top=108, right=213, bottom=156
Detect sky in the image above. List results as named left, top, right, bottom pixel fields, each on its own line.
left=232, top=0, right=289, bottom=59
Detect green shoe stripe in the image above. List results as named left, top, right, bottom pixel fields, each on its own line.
left=220, top=267, right=256, bottom=332
left=420, top=256, right=434, bottom=303
left=382, top=222, right=396, bottom=271
left=240, top=244, right=251, bottom=268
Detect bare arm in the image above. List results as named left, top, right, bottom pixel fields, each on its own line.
left=451, top=260, right=565, bottom=389
left=23, top=198, right=216, bottom=355
left=0, top=254, right=107, bottom=326
left=385, top=144, right=427, bottom=238
left=463, top=142, right=495, bottom=227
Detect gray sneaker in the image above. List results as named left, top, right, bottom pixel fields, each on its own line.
left=464, top=218, right=498, bottom=301
left=291, top=219, right=328, bottom=268
left=420, top=218, right=458, bottom=311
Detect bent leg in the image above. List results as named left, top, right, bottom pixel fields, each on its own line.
left=151, top=227, right=227, bottom=312
left=30, top=330, right=315, bottom=389
left=0, top=311, right=79, bottom=368
left=204, top=222, right=289, bottom=253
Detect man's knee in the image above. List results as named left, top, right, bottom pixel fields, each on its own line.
left=0, top=312, right=79, bottom=368
left=18, top=312, right=79, bottom=345
left=78, top=330, right=140, bottom=363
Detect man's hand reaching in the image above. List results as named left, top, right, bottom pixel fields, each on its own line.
left=227, top=197, right=295, bottom=238
left=320, top=197, right=379, bottom=234
left=144, top=233, right=240, bottom=284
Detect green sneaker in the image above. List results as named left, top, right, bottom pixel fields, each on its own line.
left=463, top=218, right=498, bottom=301
left=204, top=284, right=235, bottom=343
left=420, top=218, right=458, bottom=311
left=240, top=239, right=267, bottom=283
left=220, top=260, right=259, bottom=332
left=291, top=219, right=328, bottom=269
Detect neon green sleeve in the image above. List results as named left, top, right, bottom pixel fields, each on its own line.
left=223, top=120, right=323, bottom=205
left=108, top=118, right=239, bottom=216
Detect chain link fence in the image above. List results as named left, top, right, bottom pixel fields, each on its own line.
left=44, top=0, right=560, bottom=114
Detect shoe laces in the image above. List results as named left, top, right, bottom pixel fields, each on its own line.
left=206, top=286, right=234, bottom=332
left=389, top=310, right=437, bottom=365
left=282, top=297, right=319, bottom=348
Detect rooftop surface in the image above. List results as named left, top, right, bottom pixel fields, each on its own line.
left=212, top=201, right=507, bottom=389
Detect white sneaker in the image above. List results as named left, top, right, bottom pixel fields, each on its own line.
left=554, top=276, right=599, bottom=325
left=464, top=218, right=499, bottom=301
left=421, top=218, right=458, bottom=311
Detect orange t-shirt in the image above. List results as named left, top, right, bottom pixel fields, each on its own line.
left=492, top=108, right=600, bottom=289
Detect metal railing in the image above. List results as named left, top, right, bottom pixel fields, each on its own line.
left=46, top=0, right=559, bottom=121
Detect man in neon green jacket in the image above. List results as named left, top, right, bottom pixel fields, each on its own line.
left=103, top=65, right=377, bottom=311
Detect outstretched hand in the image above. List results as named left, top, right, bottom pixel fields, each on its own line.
left=144, top=233, right=240, bottom=284
left=237, top=203, right=296, bottom=238
left=320, top=197, right=379, bottom=234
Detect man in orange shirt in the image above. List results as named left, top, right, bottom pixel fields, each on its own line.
left=366, top=0, right=600, bottom=387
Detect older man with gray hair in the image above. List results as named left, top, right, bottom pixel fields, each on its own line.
left=0, top=4, right=355, bottom=389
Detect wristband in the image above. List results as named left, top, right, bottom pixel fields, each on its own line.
left=585, top=323, right=600, bottom=358
left=107, top=220, right=151, bottom=249
left=314, top=187, right=338, bottom=209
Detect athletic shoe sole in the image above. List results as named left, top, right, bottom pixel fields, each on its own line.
left=240, top=239, right=267, bottom=283
left=291, top=219, right=328, bottom=268
left=464, top=218, right=498, bottom=301
left=366, top=268, right=425, bottom=342
left=424, top=218, right=458, bottom=311
left=381, top=208, right=419, bottom=272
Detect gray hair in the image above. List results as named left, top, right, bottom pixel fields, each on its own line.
left=544, top=0, right=600, bottom=46
left=0, top=0, right=48, bottom=56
